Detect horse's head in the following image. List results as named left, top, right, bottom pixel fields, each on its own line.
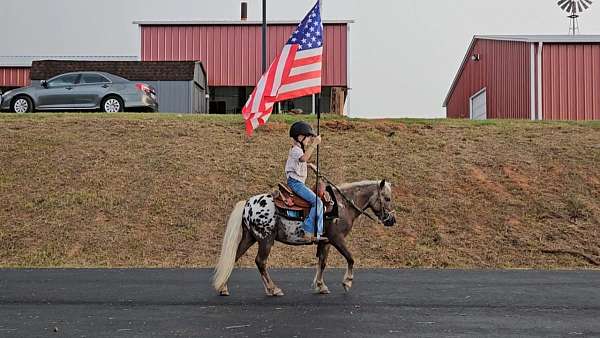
left=368, top=180, right=396, bottom=227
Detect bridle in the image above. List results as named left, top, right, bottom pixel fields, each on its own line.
left=318, top=174, right=395, bottom=225
left=364, top=186, right=396, bottom=225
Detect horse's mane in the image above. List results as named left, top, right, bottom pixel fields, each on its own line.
left=338, top=180, right=382, bottom=190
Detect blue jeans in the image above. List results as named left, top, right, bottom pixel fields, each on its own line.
left=287, top=177, right=324, bottom=236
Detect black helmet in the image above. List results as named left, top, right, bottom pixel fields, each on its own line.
left=289, top=121, right=317, bottom=139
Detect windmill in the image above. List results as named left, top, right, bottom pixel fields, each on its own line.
left=557, top=0, right=593, bottom=35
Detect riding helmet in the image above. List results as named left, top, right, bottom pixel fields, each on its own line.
left=289, top=121, right=317, bottom=139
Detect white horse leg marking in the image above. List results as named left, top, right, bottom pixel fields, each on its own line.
left=313, top=266, right=330, bottom=294
left=313, top=244, right=331, bottom=294
left=218, top=284, right=230, bottom=296
left=343, top=267, right=354, bottom=292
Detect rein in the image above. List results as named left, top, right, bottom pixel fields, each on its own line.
left=316, top=173, right=381, bottom=224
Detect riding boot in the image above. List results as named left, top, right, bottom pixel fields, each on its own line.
left=302, top=233, right=328, bottom=244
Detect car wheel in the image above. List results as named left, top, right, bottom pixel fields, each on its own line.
left=101, top=96, right=124, bottom=113
left=12, top=96, right=33, bottom=113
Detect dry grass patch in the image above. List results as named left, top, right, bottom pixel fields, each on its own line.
left=1, top=114, right=599, bottom=269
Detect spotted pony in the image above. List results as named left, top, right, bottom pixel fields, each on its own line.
left=213, top=180, right=397, bottom=297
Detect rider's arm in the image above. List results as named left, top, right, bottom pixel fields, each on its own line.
left=299, top=136, right=321, bottom=162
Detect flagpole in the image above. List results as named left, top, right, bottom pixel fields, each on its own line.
left=262, top=0, right=267, bottom=73
left=314, top=0, right=323, bottom=239
left=315, top=93, right=321, bottom=238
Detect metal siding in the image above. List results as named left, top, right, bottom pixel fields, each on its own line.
left=447, top=39, right=531, bottom=119
left=140, top=23, right=348, bottom=87
left=0, top=67, right=31, bottom=87
left=542, top=43, right=600, bottom=120
left=595, top=45, right=600, bottom=118
left=146, top=81, right=191, bottom=113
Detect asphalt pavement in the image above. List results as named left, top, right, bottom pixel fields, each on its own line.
left=1, top=268, right=599, bottom=337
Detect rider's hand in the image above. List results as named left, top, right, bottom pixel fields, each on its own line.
left=308, top=163, right=317, bottom=172
left=312, top=135, right=322, bottom=146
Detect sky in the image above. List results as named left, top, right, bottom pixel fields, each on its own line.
left=2, top=0, right=600, bottom=118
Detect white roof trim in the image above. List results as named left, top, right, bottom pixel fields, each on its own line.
left=133, top=20, right=354, bottom=26
left=476, top=35, right=600, bottom=43
left=443, top=37, right=478, bottom=108
left=0, top=55, right=139, bottom=67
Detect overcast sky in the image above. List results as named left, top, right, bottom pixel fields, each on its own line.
left=2, top=0, right=600, bottom=118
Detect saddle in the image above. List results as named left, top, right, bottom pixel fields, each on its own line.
left=273, top=182, right=336, bottom=221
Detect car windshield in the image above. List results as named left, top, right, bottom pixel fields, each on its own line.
left=47, top=74, right=80, bottom=87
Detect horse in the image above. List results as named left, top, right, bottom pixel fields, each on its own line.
left=212, top=179, right=396, bottom=296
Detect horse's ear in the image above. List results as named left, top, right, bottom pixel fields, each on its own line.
left=379, top=180, right=386, bottom=189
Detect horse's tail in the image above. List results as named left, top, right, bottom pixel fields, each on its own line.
left=212, top=200, right=246, bottom=292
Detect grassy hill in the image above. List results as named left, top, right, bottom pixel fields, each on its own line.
left=1, top=114, right=599, bottom=269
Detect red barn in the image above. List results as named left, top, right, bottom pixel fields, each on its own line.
left=444, top=35, right=600, bottom=121
left=0, top=66, right=30, bottom=91
left=134, top=20, right=352, bottom=114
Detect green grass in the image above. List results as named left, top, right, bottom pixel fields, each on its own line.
left=2, top=112, right=599, bottom=128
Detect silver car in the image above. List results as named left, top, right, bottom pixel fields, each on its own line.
left=0, top=71, right=158, bottom=113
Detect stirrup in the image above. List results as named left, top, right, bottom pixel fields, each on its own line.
left=303, top=234, right=328, bottom=243
left=316, top=235, right=329, bottom=242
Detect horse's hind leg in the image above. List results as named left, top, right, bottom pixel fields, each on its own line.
left=219, top=229, right=256, bottom=296
left=313, top=242, right=331, bottom=294
left=236, top=228, right=257, bottom=261
left=256, top=239, right=284, bottom=297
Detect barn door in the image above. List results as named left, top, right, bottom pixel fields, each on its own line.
left=470, top=89, right=487, bottom=120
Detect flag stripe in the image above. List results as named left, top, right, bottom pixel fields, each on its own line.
left=250, top=68, right=269, bottom=115
left=276, top=86, right=322, bottom=102
left=295, top=47, right=323, bottom=59
left=270, top=45, right=293, bottom=96
left=278, top=77, right=322, bottom=95
left=291, top=55, right=322, bottom=67
left=290, top=62, right=322, bottom=76
left=284, top=72, right=322, bottom=85
left=260, top=57, right=280, bottom=110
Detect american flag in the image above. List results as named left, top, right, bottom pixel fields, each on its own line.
left=242, top=1, right=323, bottom=136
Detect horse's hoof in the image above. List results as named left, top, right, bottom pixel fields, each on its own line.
left=319, top=286, right=331, bottom=295
left=271, top=289, right=285, bottom=297
left=219, top=290, right=230, bottom=297
left=342, top=283, right=351, bottom=292
left=313, top=282, right=330, bottom=294
left=267, top=287, right=284, bottom=297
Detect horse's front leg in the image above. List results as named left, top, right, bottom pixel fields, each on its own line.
left=330, top=236, right=354, bottom=292
left=256, top=239, right=284, bottom=297
left=313, top=242, right=331, bottom=294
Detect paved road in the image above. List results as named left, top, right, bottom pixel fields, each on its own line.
left=0, top=269, right=599, bottom=337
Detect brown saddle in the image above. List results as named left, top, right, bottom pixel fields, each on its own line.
left=273, top=182, right=334, bottom=218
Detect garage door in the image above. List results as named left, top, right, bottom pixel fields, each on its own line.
left=470, top=89, right=487, bottom=120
